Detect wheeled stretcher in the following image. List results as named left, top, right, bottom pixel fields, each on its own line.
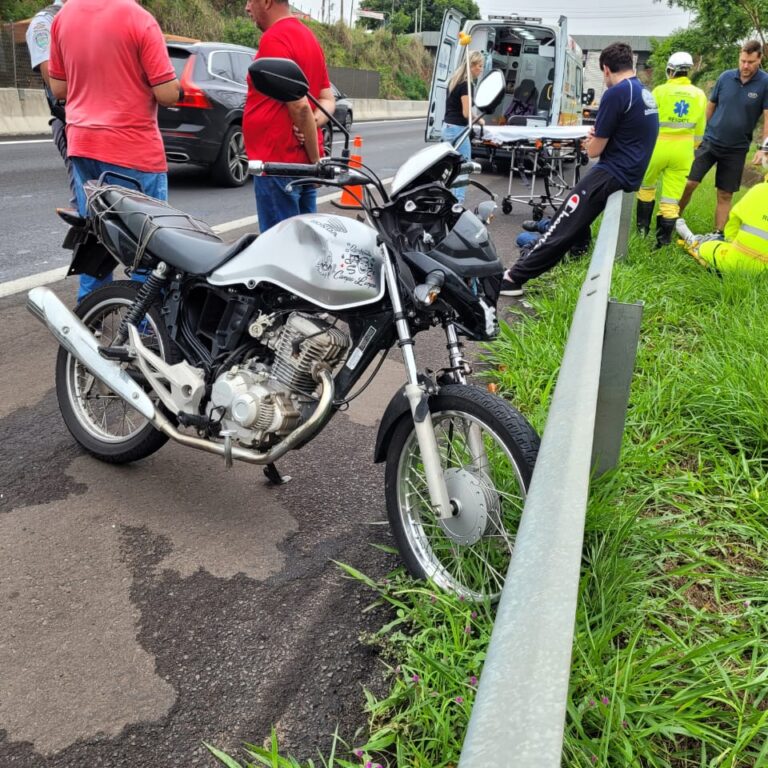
left=474, top=125, right=591, bottom=218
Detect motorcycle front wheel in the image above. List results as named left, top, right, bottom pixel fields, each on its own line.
left=385, top=385, right=540, bottom=601
left=55, top=280, right=178, bottom=464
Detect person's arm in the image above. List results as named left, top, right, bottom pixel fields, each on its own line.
left=586, top=132, right=609, bottom=158
left=752, top=108, right=768, bottom=164
left=586, top=86, right=619, bottom=158
left=694, top=92, right=707, bottom=148
left=49, top=76, right=67, bottom=101
left=152, top=78, right=181, bottom=107
left=287, top=97, right=320, bottom=162
left=47, top=16, right=66, bottom=100
left=313, top=86, right=335, bottom=127
left=140, top=19, right=181, bottom=106
left=706, top=100, right=716, bottom=121
left=38, top=60, right=52, bottom=88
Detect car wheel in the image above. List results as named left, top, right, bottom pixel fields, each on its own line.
left=343, top=112, right=353, bottom=132
left=211, top=125, right=248, bottom=187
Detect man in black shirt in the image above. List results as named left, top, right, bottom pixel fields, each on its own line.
left=501, top=43, right=659, bottom=297
left=678, top=40, right=768, bottom=232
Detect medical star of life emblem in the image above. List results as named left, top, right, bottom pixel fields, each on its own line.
left=674, top=100, right=690, bottom=118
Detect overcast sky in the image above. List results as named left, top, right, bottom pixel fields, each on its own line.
left=289, top=0, right=694, bottom=36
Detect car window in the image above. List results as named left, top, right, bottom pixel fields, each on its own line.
left=209, top=51, right=234, bottom=81
left=168, top=49, right=190, bottom=79
left=231, top=52, right=253, bottom=85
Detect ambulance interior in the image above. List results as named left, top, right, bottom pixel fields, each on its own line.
left=471, top=22, right=560, bottom=126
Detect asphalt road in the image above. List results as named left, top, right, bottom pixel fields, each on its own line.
left=0, top=123, right=541, bottom=767
left=0, top=118, right=428, bottom=285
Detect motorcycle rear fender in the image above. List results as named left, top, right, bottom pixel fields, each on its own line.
left=373, top=374, right=433, bottom=463
left=65, top=226, right=118, bottom=280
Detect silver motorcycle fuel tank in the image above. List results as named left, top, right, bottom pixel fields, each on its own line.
left=208, top=214, right=385, bottom=310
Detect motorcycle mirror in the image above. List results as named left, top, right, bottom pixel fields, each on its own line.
left=248, top=58, right=309, bottom=102
left=474, top=70, right=505, bottom=113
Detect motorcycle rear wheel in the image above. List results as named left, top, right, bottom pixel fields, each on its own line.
left=55, top=281, right=178, bottom=464
left=385, top=385, right=539, bottom=601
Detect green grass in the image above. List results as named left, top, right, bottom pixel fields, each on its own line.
left=209, top=178, right=768, bottom=767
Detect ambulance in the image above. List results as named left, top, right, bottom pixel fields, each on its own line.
left=426, top=10, right=588, bottom=153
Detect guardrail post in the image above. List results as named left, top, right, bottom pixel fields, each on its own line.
left=592, top=298, right=644, bottom=476
left=615, top=191, right=635, bottom=260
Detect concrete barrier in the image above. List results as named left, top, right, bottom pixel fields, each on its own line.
left=353, top=98, right=428, bottom=121
left=0, top=87, right=426, bottom=136
left=0, top=88, right=51, bottom=136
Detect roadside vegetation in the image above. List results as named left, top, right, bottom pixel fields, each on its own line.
left=0, top=0, right=433, bottom=99
left=209, top=174, right=768, bottom=767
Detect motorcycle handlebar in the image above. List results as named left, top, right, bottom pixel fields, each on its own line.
left=248, top=161, right=334, bottom=179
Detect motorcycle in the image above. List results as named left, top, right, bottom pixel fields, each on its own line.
left=27, top=60, right=539, bottom=601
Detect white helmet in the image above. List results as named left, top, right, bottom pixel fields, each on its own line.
left=667, top=51, right=694, bottom=77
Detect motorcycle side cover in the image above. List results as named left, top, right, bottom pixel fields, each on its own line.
left=208, top=214, right=385, bottom=310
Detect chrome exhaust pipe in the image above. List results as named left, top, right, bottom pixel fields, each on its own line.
left=148, top=365, right=335, bottom=466
left=166, top=152, right=190, bottom=162
left=26, top=287, right=156, bottom=420
left=27, top=286, right=335, bottom=466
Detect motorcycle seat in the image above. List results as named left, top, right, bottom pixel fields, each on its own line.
left=90, top=186, right=255, bottom=275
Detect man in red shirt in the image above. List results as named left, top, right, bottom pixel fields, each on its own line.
left=49, top=0, right=180, bottom=299
left=243, top=0, right=335, bottom=231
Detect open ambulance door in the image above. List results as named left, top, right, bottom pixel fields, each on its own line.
left=425, top=8, right=464, bottom=142
left=546, top=15, right=569, bottom=126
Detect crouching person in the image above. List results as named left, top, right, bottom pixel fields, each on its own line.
left=677, top=142, right=768, bottom=273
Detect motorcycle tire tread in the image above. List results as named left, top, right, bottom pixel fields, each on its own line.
left=55, top=281, right=180, bottom=465
left=383, top=383, right=540, bottom=596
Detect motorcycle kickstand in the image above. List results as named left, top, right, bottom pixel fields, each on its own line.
left=264, top=462, right=292, bottom=486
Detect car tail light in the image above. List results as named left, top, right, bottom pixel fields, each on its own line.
left=175, top=56, right=212, bottom=109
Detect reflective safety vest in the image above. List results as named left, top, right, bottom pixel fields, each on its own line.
left=725, top=180, right=768, bottom=263
left=652, top=77, right=707, bottom=144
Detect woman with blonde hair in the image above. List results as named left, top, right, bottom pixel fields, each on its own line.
left=441, top=50, right=485, bottom=202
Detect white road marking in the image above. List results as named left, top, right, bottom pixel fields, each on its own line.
left=0, top=138, right=53, bottom=145
left=0, top=177, right=394, bottom=298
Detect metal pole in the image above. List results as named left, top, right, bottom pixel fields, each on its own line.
left=458, top=192, right=626, bottom=768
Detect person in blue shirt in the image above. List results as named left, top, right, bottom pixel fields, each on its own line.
left=678, top=40, right=768, bottom=234
left=501, top=42, right=659, bottom=297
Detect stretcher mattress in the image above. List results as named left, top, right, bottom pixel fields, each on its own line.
left=478, top=125, right=590, bottom=144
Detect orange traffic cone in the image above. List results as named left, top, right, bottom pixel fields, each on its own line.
left=339, top=135, right=364, bottom=208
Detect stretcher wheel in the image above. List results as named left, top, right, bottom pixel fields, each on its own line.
left=502, top=199, right=513, bottom=215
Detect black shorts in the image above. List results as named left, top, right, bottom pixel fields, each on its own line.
left=688, top=140, right=747, bottom=193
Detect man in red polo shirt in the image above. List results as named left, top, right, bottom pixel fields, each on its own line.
left=49, top=0, right=180, bottom=299
left=243, top=0, right=335, bottom=232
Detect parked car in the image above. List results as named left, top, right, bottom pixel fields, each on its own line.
left=322, top=83, right=354, bottom=155
left=159, top=41, right=255, bottom=187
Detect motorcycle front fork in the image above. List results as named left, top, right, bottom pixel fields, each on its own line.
left=382, top=247, right=488, bottom=519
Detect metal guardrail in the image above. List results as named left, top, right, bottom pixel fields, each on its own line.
left=459, top=191, right=643, bottom=767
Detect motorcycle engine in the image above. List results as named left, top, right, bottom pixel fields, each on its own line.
left=208, top=313, right=349, bottom=446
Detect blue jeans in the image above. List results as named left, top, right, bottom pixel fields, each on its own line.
left=71, top=157, right=168, bottom=301
left=441, top=123, right=471, bottom=203
left=254, top=175, right=317, bottom=233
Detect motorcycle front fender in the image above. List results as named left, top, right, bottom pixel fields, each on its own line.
left=373, top=374, right=434, bottom=463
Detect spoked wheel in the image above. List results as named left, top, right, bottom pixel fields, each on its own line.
left=385, top=385, right=540, bottom=601
left=55, top=281, right=179, bottom=464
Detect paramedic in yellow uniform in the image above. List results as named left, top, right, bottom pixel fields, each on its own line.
left=678, top=149, right=768, bottom=272
left=636, top=52, right=708, bottom=247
